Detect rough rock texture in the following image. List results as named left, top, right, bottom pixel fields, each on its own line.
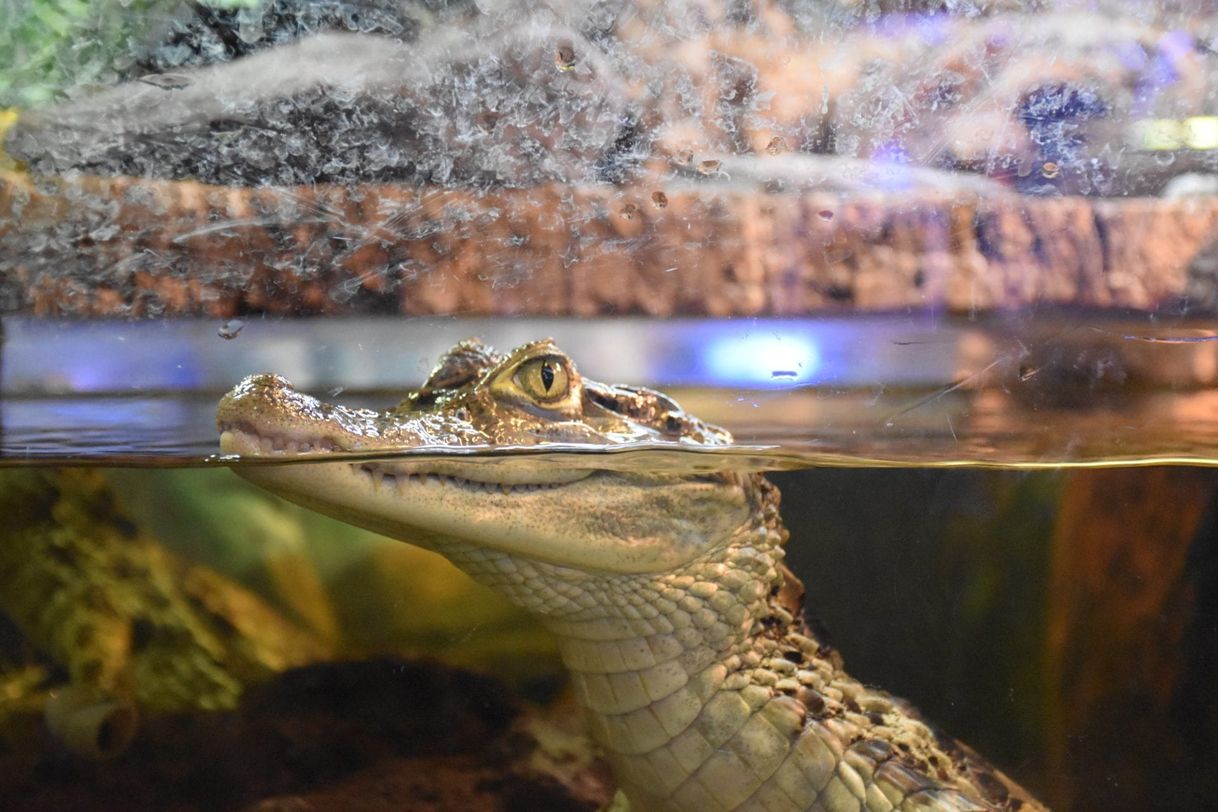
left=7, top=1, right=1218, bottom=320
left=3, top=168, right=1217, bottom=317
left=11, top=2, right=1218, bottom=195
left=7, top=24, right=628, bottom=189
left=0, top=658, right=615, bottom=812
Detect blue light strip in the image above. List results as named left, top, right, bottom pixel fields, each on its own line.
left=0, top=315, right=963, bottom=396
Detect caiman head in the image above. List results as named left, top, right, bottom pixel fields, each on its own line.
left=217, top=339, right=753, bottom=574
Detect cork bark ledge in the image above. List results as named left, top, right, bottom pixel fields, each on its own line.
left=3, top=170, right=1217, bottom=318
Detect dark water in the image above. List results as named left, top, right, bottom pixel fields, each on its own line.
left=774, top=465, right=1218, bottom=810
left=3, top=460, right=1214, bottom=810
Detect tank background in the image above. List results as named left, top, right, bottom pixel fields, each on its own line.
left=774, top=466, right=1218, bottom=810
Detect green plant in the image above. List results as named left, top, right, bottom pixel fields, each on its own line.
left=0, top=0, right=260, bottom=108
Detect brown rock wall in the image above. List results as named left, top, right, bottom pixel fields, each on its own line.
left=3, top=171, right=1217, bottom=318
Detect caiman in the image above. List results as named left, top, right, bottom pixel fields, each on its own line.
left=217, top=338, right=1047, bottom=812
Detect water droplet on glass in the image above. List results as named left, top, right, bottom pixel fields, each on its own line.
left=218, top=319, right=245, bottom=340
left=555, top=43, right=577, bottom=71
left=138, top=73, right=191, bottom=90
left=818, top=209, right=834, bottom=220
left=651, top=190, right=668, bottom=208
left=697, top=159, right=721, bottom=175
left=1041, top=161, right=1060, bottom=179
left=1155, top=151, right=1177, bottom=167
left=766, top=136, right=786, bottom=155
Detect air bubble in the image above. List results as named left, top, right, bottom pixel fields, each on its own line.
left=218, top=319, right=245, bottom=340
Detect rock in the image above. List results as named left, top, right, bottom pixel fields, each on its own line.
left=15, top=3, right=1218, bottom=195
left=8, top=24, right=630, bottom=188
left=4, top=168, right=1217, bottom=317
left=0, top=658, right=615, bottom=811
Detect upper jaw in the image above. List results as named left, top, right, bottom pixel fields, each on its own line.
left=216, top=374, right=594, bottom=488
left=217, top=373, right=374, bottom=456
left=217, top=372, right=448, bottom=457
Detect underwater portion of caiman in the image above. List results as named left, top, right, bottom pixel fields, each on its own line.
left=218, top=338, right=1046, bottom=812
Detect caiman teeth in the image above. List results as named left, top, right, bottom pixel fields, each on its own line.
left=355, top=463, right=569, bottom=494
left=220, top=423, right=340, bottom=454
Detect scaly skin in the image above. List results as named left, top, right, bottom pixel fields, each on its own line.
left=218, top=338, right=1047, bottom=812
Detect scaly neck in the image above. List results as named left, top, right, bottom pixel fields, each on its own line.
left=440, top=476, right=813, bottom=809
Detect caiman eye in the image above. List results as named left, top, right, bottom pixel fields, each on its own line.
left=514, top=357, right=571, bottom=404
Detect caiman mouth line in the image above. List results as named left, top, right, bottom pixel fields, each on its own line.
left=221, top=423, right=594, bottom=491
left=355, top=462, right=580, bottom=494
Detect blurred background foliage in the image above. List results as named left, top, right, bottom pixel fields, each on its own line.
left=0, top=0, right=259, bottom=108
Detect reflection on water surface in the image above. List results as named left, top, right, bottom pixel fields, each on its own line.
left=4, top=316, right=1218, bottom=468
left=8, top=387, right=1218, bottom=469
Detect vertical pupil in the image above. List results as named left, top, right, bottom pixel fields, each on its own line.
left=540, top=361, right=555, bottom=391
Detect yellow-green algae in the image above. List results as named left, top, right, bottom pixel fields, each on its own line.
left=0, top=466, right=563, bottom=756
left=0, top=468, right=326, bottom=755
